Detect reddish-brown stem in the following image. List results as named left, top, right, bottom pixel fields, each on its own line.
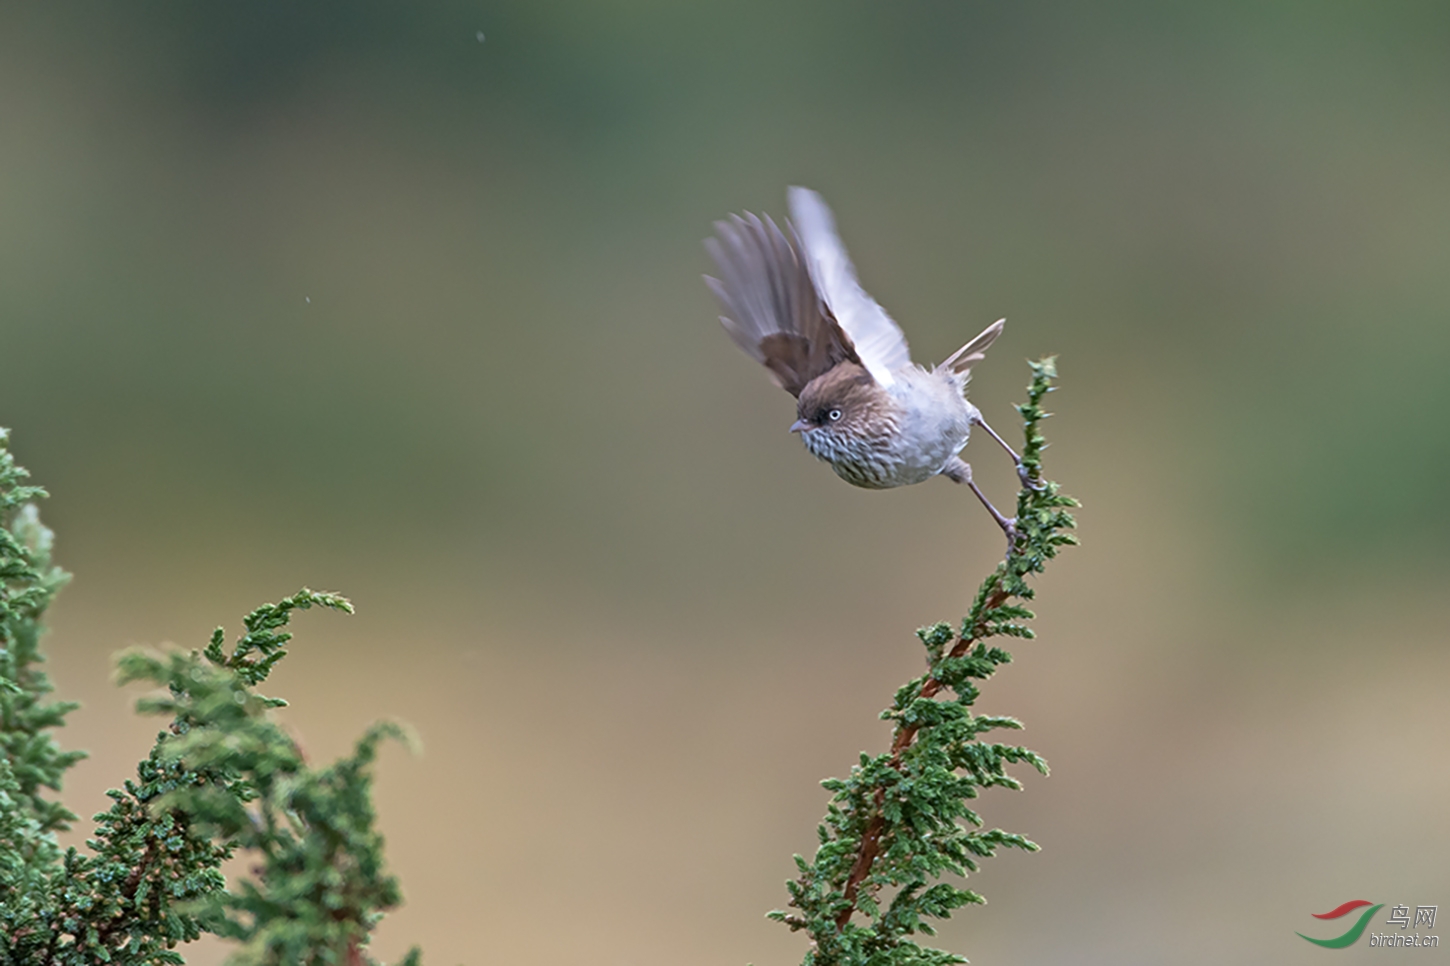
left=832, top=582, right=1013, bottom=931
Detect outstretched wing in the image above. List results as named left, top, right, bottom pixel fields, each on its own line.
left=705, top=211, right=860, bottom=398
left=787, top=186, right=912, bottom=386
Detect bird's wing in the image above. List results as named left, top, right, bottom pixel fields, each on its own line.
left=705, top=211, right=860, bottom=398
left=787, top=186, right=912, bottom=387
left=938, top=318, right=1005, bottom=375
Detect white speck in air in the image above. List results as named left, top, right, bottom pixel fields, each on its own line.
left=305, top=296, right=311, bottom=303
left=476, top=31, right=485, bottom=43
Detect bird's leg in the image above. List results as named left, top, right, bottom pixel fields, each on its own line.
left=973, top=415, right=1043, bottom=491
left=942, top=457, right=1018, bottom=551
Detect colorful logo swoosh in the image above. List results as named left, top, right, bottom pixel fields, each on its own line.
left=1313, top=900, right=1374, bottom=920
left=1298, top=903, right=1384, bottom=948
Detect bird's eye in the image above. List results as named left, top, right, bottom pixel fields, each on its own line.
left=828, top=409, right=843, bottom=421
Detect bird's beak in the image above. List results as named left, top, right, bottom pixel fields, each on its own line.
left=789, top=419, right=810, bottom=434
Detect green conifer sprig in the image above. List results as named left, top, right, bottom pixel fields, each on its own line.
left=769, top=360, right=1078, bottom=966
left=0, top=430, right=83, bottom=840
left=114, top=594, right=419, bottom=966
left=0, top=430, right=420, bottom=966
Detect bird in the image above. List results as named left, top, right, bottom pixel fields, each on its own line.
left=704, top=186, right=1030, bottom=541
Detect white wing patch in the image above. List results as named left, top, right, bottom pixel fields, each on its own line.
left=787, top=186, right=912, bottom=387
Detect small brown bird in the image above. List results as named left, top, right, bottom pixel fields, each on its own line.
left=704, top=186, right=1029, bottom=538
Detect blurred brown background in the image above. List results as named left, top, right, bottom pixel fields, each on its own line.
left=2, top=3, right=1448, bottom=963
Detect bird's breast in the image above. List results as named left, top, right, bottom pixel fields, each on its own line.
left=798, top=368, right=976, bottom=489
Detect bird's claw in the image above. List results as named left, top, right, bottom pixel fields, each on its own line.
left=1016, top=460, right=1045, bottom=493
left=1001, top=517, right=1021, bottom=558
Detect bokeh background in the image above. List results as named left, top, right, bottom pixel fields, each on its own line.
left=3, top=3, right=1448, bottom=963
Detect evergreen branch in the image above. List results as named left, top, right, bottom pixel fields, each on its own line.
left=0, top=430, right=82, bottom=842
left=0, top=430, right=421, bottom=965
left=772, top=360, right=1078, bottom=966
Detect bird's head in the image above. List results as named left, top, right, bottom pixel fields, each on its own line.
left=791, top=363, right=888, bottom=443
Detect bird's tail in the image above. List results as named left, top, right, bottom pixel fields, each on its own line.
left=938, top=318, right=1005, bottom=375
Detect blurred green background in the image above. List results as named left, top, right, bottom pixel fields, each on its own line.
left=3, top=3, right=1448, bottom=963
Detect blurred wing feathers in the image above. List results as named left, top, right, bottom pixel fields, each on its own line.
left=787, top=186, right=911, bottom=386
left=705, top=211, right=859, bottom=397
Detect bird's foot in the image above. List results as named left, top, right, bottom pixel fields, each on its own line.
left=945, top=456, right=1024, bottom=556
left=969, top=478, right=1017, bottom=542
left=975, top=416, right=1045, bottom=493
left=1015, top=459, right=1045, bottom=493
left=1001, top=517, right=1022, bottom=559
left=987, top=507, right=1021, bottom=558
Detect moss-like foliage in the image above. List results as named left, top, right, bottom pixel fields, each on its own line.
left=0, top=429, right=419, bottom=966
left=771, top=360, right=1078, bottom=965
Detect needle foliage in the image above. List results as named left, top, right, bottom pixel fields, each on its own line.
left=770, top=360, right=1078, bottom=966
left=0, top=428, right=419, bottom=966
